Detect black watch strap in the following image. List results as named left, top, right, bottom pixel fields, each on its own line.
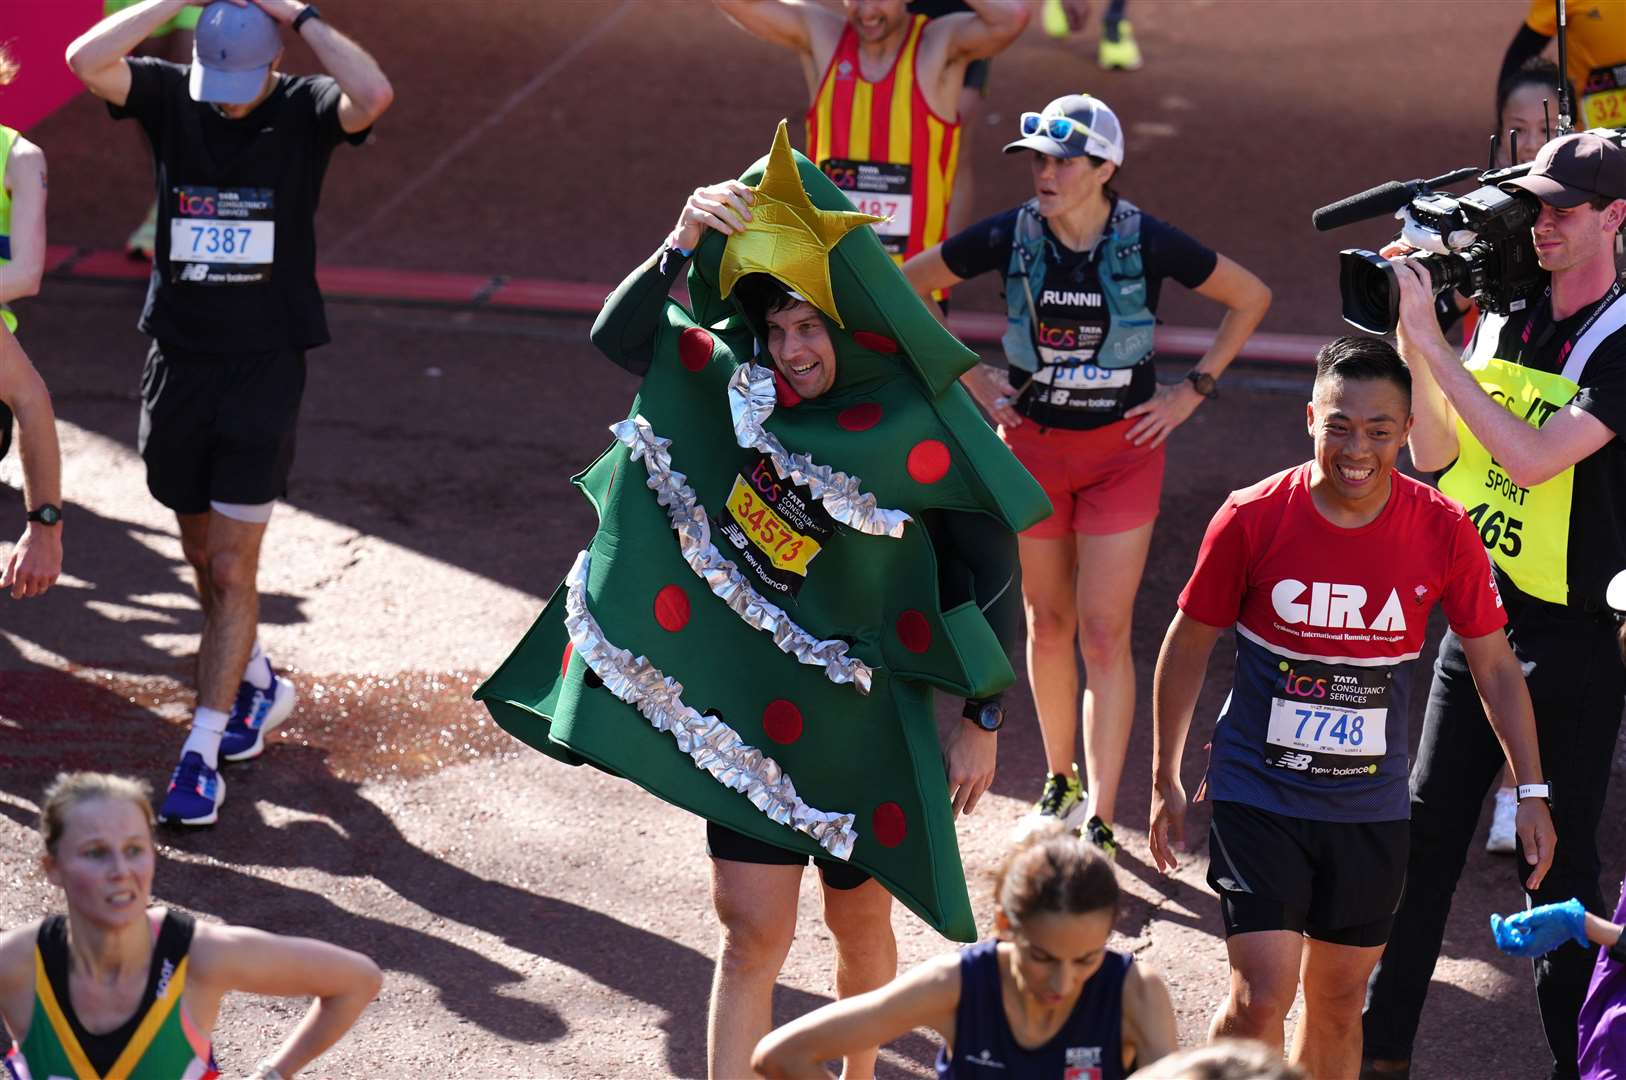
left=26, top=504, right=61, bottom=526
left=1185, top=370, right=1219, bottom=399
left=292, top=4, right=322, bottom=34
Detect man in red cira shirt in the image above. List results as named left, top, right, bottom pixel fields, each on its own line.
left=1146, top=335, right=1558, bottom=1079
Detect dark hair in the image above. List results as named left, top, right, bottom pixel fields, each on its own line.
left=1495, top=56, right=1572, bottom=144
left=1133, top=1040, right=1308, bottom=1080
left=994, top=823, right=1119, bottom=927
left=1313, top=335, right=1412, bottom=401
left=732, top=273, right=803, bottom=324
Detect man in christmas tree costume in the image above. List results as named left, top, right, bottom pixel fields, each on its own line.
left=477, top=122, right=1048, bottom=1076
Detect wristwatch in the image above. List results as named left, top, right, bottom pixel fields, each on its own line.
left=292, top=4, right=322, bottom=34
left=961, top=699, right=1004, bottom=733
left=1516, top=782, right=1552, bottom=803
left=1184, top=370, right=1219, bottom=399
left=26, top=504, right=61, bottom=527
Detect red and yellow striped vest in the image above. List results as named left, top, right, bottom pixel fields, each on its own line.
left=805, top=14, right=960, bottom=266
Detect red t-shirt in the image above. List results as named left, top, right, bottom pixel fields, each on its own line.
left=1179, top=463, right=1506, bottom=821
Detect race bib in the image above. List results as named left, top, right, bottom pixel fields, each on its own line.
left=821, top=159, right=912, bottom=254
left=1262, top=658, right=1389, bottom=779
left=1581, top=64, right=1626, bottom=129
left=713, top=454, right=836, bottom=597
left=168, top=185, right=275, bottom=285
left=1031, top=315, right=1136, bottom=413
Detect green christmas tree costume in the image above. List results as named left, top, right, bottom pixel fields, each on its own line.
left=476, top=124, right=1049, bottom=940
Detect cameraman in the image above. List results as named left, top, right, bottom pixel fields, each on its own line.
left=1363, top=132, right=1626, bottom=1080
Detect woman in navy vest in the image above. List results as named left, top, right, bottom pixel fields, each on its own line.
left=752, top=824, right=1176, bottom=1077
left=904, top=93, right=1271, bottom=859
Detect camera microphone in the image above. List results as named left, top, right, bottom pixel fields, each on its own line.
left=1311, top=181, right=1419, bottom=232
left=1311, top=168, right=1483, bottom=232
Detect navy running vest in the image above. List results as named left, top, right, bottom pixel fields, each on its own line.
left=935, top=938, right=1129, bottom=1079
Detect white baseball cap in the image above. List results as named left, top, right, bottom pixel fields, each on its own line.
left=1003, top=93, right=1125, bottom=165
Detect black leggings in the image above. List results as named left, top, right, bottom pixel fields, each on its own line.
left=1362, top=590, right=1626, bottom=1079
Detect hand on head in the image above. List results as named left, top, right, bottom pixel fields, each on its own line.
left=669, top=181, right=756, bottom=253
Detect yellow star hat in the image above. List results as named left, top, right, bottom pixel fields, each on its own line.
left=718, top=120, right=883, bottom=329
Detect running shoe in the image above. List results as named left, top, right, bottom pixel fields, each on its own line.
left=1041, top=0, right=1071, bottom=37
left=1013, top=770, right=1089, bottom=839
left=158, top=752, right=225, bottom=827
left=1084, top=815, right=1119, bottom=861
left=220, top=671, right=296, bottom=763
left=126, top=203, right=158, bottom=261
left=1098, top=22, right=1144, bottom=71
left=1485, top=787, right=1518, bottom=855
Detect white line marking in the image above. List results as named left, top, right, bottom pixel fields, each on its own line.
left=328, top=0, right=632, bottom=254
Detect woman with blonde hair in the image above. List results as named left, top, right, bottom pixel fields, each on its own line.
left=0, top=772, right=381, bottom=1079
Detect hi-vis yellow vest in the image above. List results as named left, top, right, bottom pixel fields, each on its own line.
left=1439, top=296, right=1626, bottom=604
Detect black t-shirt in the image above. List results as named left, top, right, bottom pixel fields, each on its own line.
left=109, top=58, right=370, bottom=353
left=1487, top=289, right=1626, bottom=609
left=940, top=200, right=1217, bottom=430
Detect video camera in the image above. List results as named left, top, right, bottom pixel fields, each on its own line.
left=1312, top=127, right=1626, bottom=335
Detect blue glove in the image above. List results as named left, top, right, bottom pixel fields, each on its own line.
left=1490, top=898, right=1590, bottom=957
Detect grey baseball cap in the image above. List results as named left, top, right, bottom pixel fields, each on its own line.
left=190, top=1, right=282, bottom=105
left=1003, top=93, right=1125, bottom=165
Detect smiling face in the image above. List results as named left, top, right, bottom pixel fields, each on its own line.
left=1531, top=198, right=1626, bottom=274
left=842, top=0, right=909, bottom=43
left=1002, top=907, right=1115, bottom=1009
left=1029, top=150, right=1114, bottom=221
left=43, top=797, right=155, bottom=928
left=765, top=300, right=839, bottom=399
left=1307, top=375, right=1413, bottom=517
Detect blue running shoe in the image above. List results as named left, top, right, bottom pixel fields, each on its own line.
left=158, top=752, right=225, bottom=826
left=221, top=671, right=296, bottom=763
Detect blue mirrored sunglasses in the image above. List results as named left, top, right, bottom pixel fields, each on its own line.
left=1020, top=111, right=1091, bottom=144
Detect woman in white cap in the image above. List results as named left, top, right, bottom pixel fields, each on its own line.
left=0, top=772, right=381, bottom=1079
left=904, top=93, right=1270, bottom=855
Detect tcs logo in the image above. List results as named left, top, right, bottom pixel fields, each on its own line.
left=749, top=459, right=784, bottom=504
left=176, top=191, right=217, bottom=217
left=1278, top=660, right=1327, bottom=699
left=1270, top=579, right=1406, bottom=632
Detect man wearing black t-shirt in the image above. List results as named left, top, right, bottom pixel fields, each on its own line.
left=66, top=0, right=392, bottom=826
left=1362, top=133, right=1626, bottom=1080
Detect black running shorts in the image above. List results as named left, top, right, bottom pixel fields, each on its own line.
left=138, top=341, right=307, bottom=514
left=1207, top=799, right=1408, bottom=947
left=0, top=401, right=11, bottom=463
left=706, top=821, right=871, bottom=891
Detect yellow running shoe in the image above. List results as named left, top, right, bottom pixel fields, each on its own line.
left=126, top=201, right=158, bottom=261
left=1098, top=21, right=1144, bottom=71
left=1042, top=0, right=1071, bottom=38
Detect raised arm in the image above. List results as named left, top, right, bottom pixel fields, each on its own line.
left=1394, top=259, right=1613, bottom=484
left=713, top=0, right=823, bottom=52
left=1, top=137, right=45, bottom=303
left=0, top=329, right=62, bottom=600
left=65, top=0, right=193, bottom=106
left=1458, top=628, right=1557, bottom=891
left=752, top=952, right=960, bottom=1079
left=921, top=0, right=1031, bottom=63
left=1148, top=611, right=1223, bottom=872
left=191, top=923, right=382, bottom=1079
left=591, top=181, right=755, bottom=375
left=252, top=1, right=393, bottom=132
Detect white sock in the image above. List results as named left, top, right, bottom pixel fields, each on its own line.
left=243, top=639, right=273, bottom=691
left=181, top=707, right=230, bottom=770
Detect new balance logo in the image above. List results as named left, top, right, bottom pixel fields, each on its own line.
left=1270, top=579, right=1406, bottom=632
left=1276, top=752, right=1313, bottom=771
left=179, top=263, right=210, bottom=282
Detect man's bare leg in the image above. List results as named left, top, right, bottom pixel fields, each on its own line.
left=821, top=877, right=897, bottom=1078
left=708, top=859, right=802, bottom=1079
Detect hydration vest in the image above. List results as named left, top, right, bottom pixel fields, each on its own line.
left=1, top=124, right=17, bottom=334
left=1001, top=195, right=1154, bottom=374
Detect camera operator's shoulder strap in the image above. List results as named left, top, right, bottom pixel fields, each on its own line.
left=1560, top=282, right=1626, bottom=384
